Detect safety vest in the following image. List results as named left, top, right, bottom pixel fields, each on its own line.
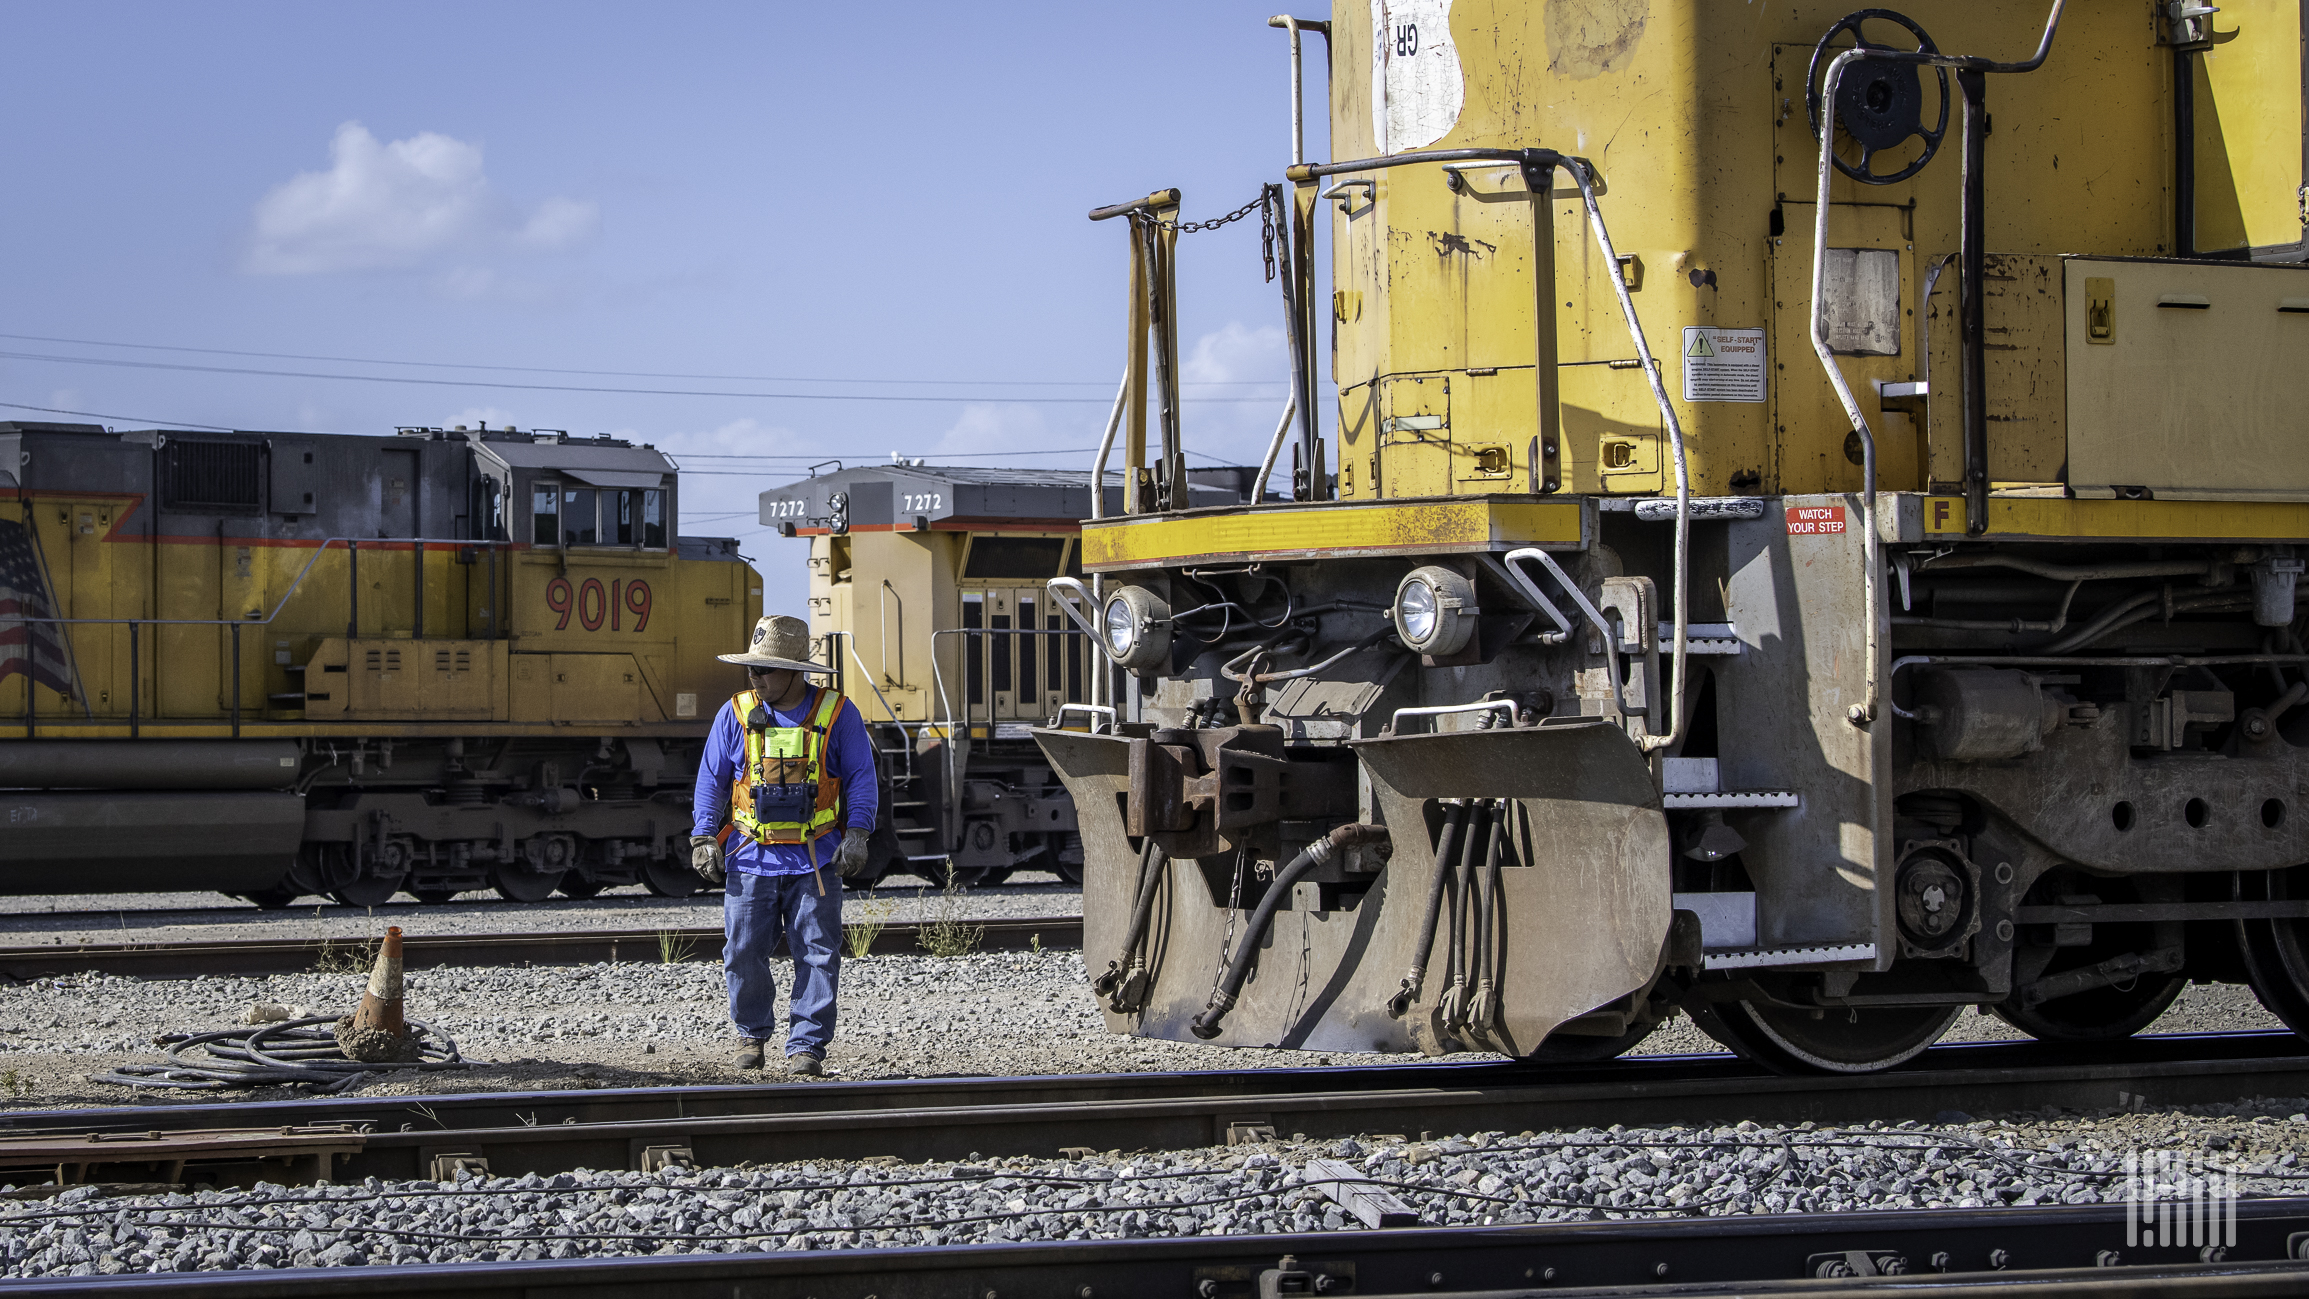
left=728, top=685, right=847, bottom=847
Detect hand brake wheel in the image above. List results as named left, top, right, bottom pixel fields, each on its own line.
left=1805, top=8, right=1950, bottom=186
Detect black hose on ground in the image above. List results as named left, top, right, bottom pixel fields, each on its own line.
left=1092, top=838, right=1168, bottom=1011
left=1191, top=822, right=1391, bottom=1039
left=1388, top=802, right=1468, bottom=1019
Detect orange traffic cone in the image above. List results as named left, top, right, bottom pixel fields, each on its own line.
left=335, top=926, right=420, bottom=1063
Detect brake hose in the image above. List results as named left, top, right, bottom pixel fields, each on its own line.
left=1091, top=839, right=1168, bottom=1012
left=1190, top=823, right=1391, bottom=1038
left=1388, top=802, right=1468, bottom=1019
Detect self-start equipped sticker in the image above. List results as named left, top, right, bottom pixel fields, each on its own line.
left=1786, top=505, right=1847, bottom=535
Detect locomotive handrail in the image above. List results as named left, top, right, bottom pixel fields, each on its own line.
left=1384, top=699, right=1518, bottom=736
left=1046, top=578, right=1104, bottom=645
left=1555, top=156, right=1691, bottom=756
left=1052, top=703, right=1117, bottom=734
left=4, top=535, right=509, bottom=629
left=4, top=535, right=518, bottom=740
left=928, top=623, right=1100, bottom=826
left=1502, top=547, right=1608, bottom=649
left=1808, top=1, right=2070, bottom=726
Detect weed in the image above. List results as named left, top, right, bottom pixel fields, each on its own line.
left=917, top=865, right=986, bottom=959
left=310, top=934, right=380, bottom=977
left=843, top=893, right=895, bottom=959
left=1030, top=933, right=1042, bottom=955
left=657, top=929, right=698, bottom=965
left=0, top=1069, right=27, bottom=1100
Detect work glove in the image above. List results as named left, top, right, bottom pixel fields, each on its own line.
left=690, top=835, right=726, bottom=886
left=831, top=827, right=873, bottom=879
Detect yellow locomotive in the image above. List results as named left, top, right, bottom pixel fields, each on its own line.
left=759, top=460, right=1256, bottom=887
left=1042, top=1, right=2309, bottom=1071
left=0, top=421, right=759, bottom=905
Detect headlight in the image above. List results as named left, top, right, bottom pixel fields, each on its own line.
left=1103, top=596, right=1137, bottom=657
left=1100, top=586, right=1172, bottom=672
left=1392, top=565, right=1478, bottom=657
left=1396, top=579, right=1439, bottom=645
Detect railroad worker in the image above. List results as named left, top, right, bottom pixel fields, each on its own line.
left=690, top=614, right=878, bottom=1077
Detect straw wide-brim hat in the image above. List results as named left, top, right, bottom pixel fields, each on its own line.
left=718, top=615, right=835, bottom=673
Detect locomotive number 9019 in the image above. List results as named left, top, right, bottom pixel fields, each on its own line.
left=546, top=577, right=653, bottom=632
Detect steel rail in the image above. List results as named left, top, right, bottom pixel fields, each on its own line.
left=7, top=1032, right=2309, bottom=1187
left=3, top=1200, right=2308, bottom=1297
left=0, top=917, right=1084, bottom=981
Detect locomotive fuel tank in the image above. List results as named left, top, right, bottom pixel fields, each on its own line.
left=1044, top=0, right=2309, bottom=1073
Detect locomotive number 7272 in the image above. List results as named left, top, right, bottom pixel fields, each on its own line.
left=546, top=577, right=652, bottom=632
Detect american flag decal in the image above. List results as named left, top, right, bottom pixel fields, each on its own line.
left=0, top=518, right=72, bottom=696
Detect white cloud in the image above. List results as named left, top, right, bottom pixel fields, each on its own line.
left=928, top=403, right=1054, bottom=459
left=438, top=406, right=521, bottom=432
left=243, top=122, right=598, bottom=276
left=1182, top=321, right=1287, bottom=386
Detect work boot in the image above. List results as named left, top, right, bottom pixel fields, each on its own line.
left=735, top=1038, right=765, bottom=1070
left=786, top=1052, right=823, bottom=1078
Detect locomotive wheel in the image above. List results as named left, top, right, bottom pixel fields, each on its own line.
left=1697, top=998, right=1960, bottom=1074
left=314, top=847, right=405, bottom=908
left=641, top=858, right=706, bottom=898
left=1994, top=975, right=2185, bottom=1043
left=1524, top=1020, right=1658, bottom=1063
left=328, top=876, right=404, bottom=908
left=1053, top=861, right=1084, bottom=887
left=2238, top=866, right=2309, bottom=1037
left=491, top=866, right=564, bottom=904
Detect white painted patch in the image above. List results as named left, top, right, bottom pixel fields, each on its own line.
left=1371, top=0, right=1464, bottom=154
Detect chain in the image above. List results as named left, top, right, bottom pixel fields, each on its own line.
left=1155, top=194, right=1265, bottom=235
left=1147, top=188, right=1283, bottom=283
left=1259, top=186, right=1280, bottom=283
left=1211, top=840, right=1249, bottom=1003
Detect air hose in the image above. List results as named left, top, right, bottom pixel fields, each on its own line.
left=1438, top=802, right=1490, bottom=1029
left=1466, top=799, right=1507, bottom=1034
left=1091, top=838, right=1169, bottom=1012
left=1190, top=822, right=1391, bottom=1038
left=1388, top=802, right=1469, bottom=1019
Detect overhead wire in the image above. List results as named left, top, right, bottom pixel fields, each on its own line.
left=0, top=348, right=1284, bottom=405
left=0, top=330, right=1287, bottom=390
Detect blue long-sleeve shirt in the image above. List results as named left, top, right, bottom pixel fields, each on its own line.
left=692, top=685, right=879, bottom=878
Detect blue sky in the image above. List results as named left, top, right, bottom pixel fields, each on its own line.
left=0, top=2, right=1331, bottom=609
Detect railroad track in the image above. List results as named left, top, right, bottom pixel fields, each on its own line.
left=3, top=1199, right=2308, bottom=1296
left=0, top=917, right=1084, bottom=981
left=3, top=1031, right=2304, bottom=1187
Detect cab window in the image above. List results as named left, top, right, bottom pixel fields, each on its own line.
left=532, top=488, right=559, bottom=545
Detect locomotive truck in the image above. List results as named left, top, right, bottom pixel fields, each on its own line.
left=1039, top=1, right=2309, bottom=1072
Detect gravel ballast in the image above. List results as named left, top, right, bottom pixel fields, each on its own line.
left=0, top=944, right=2287, bottom=1108
left=3, top=1105, right=2307, bottom=1277
left=0, top=875, right=1078, bottom=949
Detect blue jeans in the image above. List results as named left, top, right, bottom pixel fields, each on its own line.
left=723, top=868, right=842, bottom=1057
